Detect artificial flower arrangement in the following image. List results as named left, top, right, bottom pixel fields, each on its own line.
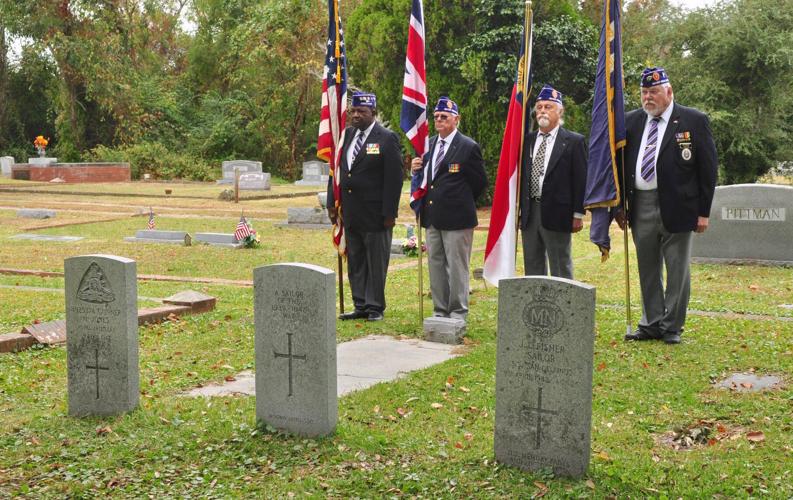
left=402, top=235, right=426, bottom=257
left=33, top=135, right=49, bottom=156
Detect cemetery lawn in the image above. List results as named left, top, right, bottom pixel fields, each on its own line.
left=1, top=184, right=791, bottom=497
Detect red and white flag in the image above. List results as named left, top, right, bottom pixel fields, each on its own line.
left=483, top=15, right=533, bottom=286
left=317, top=0, right=348, bottom=255
left=234, top=215, right=252, bottom=242
left=147, top=207, right=155, bottom=230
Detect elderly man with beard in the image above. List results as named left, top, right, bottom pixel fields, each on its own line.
left=519, top=84, right=587, bottom=279
left=617, top=67, right=718, bottom=345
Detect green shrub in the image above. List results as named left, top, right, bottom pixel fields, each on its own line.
left=85, top=142, right=215, bottom=181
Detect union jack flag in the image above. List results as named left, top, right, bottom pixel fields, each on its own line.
left=317, top=0, right=348, bottom=255
left=402, top=0, right=429, bottom=216
left=147, top=207, right=155, bottom=230
left=234, top=215, right=252, bottom=242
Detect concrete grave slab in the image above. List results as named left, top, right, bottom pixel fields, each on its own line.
left=17, top=209, right=56, bottom=219
left=193, top=233, right=243, bottom=249
left=162, top=290, right=217, bottom=313
left=124, top=230, right=191, bottom=246
left=183, top=335, right=460, bottom=398
left=716, top=373, right=783, bottom=392
left=10, top=234, right=83, bottom=242
left=22, top=320, right=66, bottom=345
left=0, top=332, right=37, bottom=353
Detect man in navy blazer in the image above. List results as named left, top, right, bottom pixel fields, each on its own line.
left=520, top=85, right=587, bottom=279
left=617, top=68, right=718, bottom=344
left=410, top=97, right=487, bottom=322
left=327, top=91, right=403, bottom=322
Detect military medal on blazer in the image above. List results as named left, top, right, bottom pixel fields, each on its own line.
left=675, top=131, right=693, bottom=162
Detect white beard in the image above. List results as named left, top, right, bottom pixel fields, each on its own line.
left=537, top=117, right=550, bottom=128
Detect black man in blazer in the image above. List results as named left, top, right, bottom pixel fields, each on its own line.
left=327, top=92, right=403, bottom=322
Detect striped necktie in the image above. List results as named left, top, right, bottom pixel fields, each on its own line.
left=351, top=130, right=365, bottom=164
left=432, top=139, right=446, bottom=178
left=640, top=118, right=661, bottom=182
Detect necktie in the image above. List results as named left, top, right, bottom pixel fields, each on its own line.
left=530, top=133, right=548, bottom=198
left=433, top=139, right=446, bottom=178
left=640, top=118, right=661, bottom=182
left=351, top=131, right=365, bottom=164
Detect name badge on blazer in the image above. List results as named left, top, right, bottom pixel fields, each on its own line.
left=366, top=143, right=380, bottom=155
left=448, top=163, right=460, bottom=173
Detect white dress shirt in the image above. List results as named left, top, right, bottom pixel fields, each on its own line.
left=346, top=121, right=377, bottom=170
left=635, top=101, right=674, bottom=191
left=431, top=129, right=458, bottom=178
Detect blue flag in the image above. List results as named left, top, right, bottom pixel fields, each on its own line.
left=585, top=0, right=626, bottom=260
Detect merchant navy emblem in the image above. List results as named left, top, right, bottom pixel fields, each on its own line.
left=522, top=284, right=565, bottom=339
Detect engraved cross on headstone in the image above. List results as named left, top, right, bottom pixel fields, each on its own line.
left=273, top=332, right=306, bottom=396
left=521, top=387, right=558, bottom=449
left=85, top=349, right=109, bottom=400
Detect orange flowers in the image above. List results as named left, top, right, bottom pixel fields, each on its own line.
left=33, top=136, right=49, bottom=149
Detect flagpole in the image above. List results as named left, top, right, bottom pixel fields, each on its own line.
left=621, top=155, right=632, bottom=336
left=338, top=253, right=345, bottom=314
left=514, top=1, right=533, bottom=269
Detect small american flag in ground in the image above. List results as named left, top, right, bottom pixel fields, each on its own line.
left=234, top=215, right=252, bottom=241
left=147, top=208, right=155, bottom=229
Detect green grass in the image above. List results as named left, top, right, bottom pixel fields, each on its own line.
left=1, top=184, right=791, bottom=497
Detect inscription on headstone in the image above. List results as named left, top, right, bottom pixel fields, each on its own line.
left=693, top=184, right=793, bottom=264
left=65, top=255, right=139, bottom=416
left=494, top=276, right=596, bottom=478
left=217, top=160, right=263, bottom=184
left=254, top=263, right=337, bottom=436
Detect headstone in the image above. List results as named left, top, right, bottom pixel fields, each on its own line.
left=0, top=156, right=13, bottom=176
left=295, top=160, right=330, bottom=186
left=423, top=317, right=466, bottom=344
left=254, top=263, right=337, bottom=437
left=193, top=232, right=244, bottom=248
left=317, top=192, right=328, bottom=209
left=28, top=157, right=57, bottom=165
left=124, top=230, right=191, bottom=246
left=65, top=255, right=139, bottom=416
left=286, top=207, right=331, bottom=226
left=692, top=184, right=793, bottom=264
left=494, top=276, right=596, bottom=478
left=10, top=234, right=83, bottom=242
left=17, top=209, right=56, bottom=219
left=22, top=319, right=67, bottom=345
left=238, top=172, right=271, bottom=191
left=217, top=160, right=263, bottom=184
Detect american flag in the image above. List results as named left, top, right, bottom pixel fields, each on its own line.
left=318, top=0, right=348, bottom=255
left=147, top=207, right=155, bottom=229
left=234, top=215, right=252, bottom=242
left=483, top=8, right=533, bottom=286
left=402, top=0, right=429, bottom=216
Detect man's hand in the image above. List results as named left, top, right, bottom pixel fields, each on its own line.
left=383, top=217, right=396, bottom=228
left=410, top=157, right=423, bottom=174
left=695, top=216, right=709, bottom=233
left=572, top=217, right=584, bottom=233
left=327, top=207, right=337, bottom=225
left=614, top=209, right=626, bottom=230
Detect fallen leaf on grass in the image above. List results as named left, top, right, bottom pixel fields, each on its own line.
left=596, top=362, right=607, bottom=372
left=740, top=382, right=753, bottom=389
left=596, top=450, right=611, bottom=461
left=96, top=426, right=112, bottom=436
left=373, top=405, right=380, bottom=414
left=396, top=407, right=407, bottom=416
left=586, top=479, right=596, bottom=490
left=746, top=431, right=765, bottom=442
left=460, top=386, right=470, bottom=393
left=748, top=284, right=759, bottom=291
left=454, top=442, right=463, bottom=449
left=464, top=433, right=473, bottom=441
left=224, top=375, right=236, bottom=382
left=642, top=362, right=649, bottom=369
left=431, top=403, right=443, bottom=409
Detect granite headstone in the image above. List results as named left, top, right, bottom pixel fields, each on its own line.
left=254, top=263, right=337, bottom=436
left=295, top=160, right=329, bottom=186
left=238, top=172, right=271, bottom=191
left=217, top=160, right=263, bottom=185
left=494, top=276, right=596, bottom=478
left=65, top=255, right=139, bottom=416
left=0, top=156, right=13, bottom=176
left=692, top=184, right=793, bottom=264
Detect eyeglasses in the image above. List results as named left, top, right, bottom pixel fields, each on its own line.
left=433, top=114, right=451, bottom=121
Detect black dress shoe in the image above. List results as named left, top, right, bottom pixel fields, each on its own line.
left=662, top=331, right=681, bottom=344
left=624, top=327, right=662, bottom=341
left=367, top=311, right=384, bottom=322
left=339, top=310, right=367, bottom=321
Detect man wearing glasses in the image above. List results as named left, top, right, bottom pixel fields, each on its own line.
left=410, top=97, right=488, bottom=323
